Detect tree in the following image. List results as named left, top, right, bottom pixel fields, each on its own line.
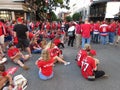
left=34, top=0, right=70, bottom=20
left=65, top=16, right=72, bottom=22
left=49, top=11, right=57, bottom=21
left=72, top=12, right=81, bottom=21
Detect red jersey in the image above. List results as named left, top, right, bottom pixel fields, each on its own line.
left=37, top=58, right=54, bottom=76
left=0, top=71, right=7, bottom=77
left=77, top=49, right=87, bottom=67
left=109, top=22, right=116, bottom=32
left=93, top=23, right=100, bottom=34
left=99, top=24, right=109, bottom=36
left=0, top=22, right=5, bottom=36
left=7, top=47, right=20, bottom=58
left=81, top=56, right=96, bottom=79
left=81, top=23, right=91, bottom=38
left=53, top=38, right=61, bottom=46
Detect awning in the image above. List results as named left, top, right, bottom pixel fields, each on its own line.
left=0, top=4, right=29, bottom=11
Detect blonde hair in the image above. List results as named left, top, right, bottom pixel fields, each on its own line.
left=41, top=49, right=50, bottom=61
left=41, top=38, right=47, bottom=49
left=84, top=44, right=91, bottom=51
left=45, top=41, right=54, bottom=50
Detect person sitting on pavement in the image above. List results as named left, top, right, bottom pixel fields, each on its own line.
left=0, top=64, right=13, bottom=90
left=45, top=41, right=70, bottom=65
left=81, top=49, right=107, bottom=81
left=35, top=49, right=55, bottom=80
left=7, top=43, right=30, bottom=70
left=0, top=46, right=7, bottom=64
left=76, top=44, right=99, bottom=68
left=30, top=37, right=42, bottom=54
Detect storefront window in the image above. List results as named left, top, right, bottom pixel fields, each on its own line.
left=0, top=11, right=11, bottom=21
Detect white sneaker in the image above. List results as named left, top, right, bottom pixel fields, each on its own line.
left=0, top=57, right=7, bottom=64
left=64, top=62, right=70, bottom=66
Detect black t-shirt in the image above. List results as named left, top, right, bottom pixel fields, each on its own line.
left=13, top=24, right=28, bottom=39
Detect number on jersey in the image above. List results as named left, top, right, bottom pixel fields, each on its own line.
left=81, top=60, right=89, bottom=71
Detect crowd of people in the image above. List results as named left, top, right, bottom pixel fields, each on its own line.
left=0, top=17, right=120, bottom=89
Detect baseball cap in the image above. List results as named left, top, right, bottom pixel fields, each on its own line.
left=17, top=17, right=23, bottom=22
left=89, top=50, right=96, bottom=56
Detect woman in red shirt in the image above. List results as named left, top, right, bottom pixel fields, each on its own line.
left=35, top=49, right=54, bottom=80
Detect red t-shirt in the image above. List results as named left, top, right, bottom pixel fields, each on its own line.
left=47, top=47, right=61, bottom=58
left=37, top=58, right=54, bottom=76
left=53, top=38, right=61, bottom=46
left=109, top=22, right=116, bottom=32
left=0, top=71, right=7, bottom=77
left=0, top=22, right=4, bottom=36
left=81, top=56, right=96, bottom=79
left=77, top=49, right=87, bottom=67
left=81, top=24, right=91, bottom=38
left=7, top=47, right=20, bottom=59
left=117, top=28, right=120, bottom=36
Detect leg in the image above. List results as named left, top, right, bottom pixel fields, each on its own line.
left=54, top=56, right=70, bottom=65
left=94, top=70, right=105, bottom=78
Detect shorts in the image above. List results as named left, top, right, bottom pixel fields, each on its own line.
left=13, top=57, right=24, bottom=64
left=4, top=35, right=12, bottom=42
left=38, top=71, right=53, bottom=80
left=16, top=38, right=29, bottom=48
left=0, top=35, right=4, bottom=44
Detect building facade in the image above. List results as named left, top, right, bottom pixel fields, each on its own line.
left=69, top=0, right=120, bottom=21
left=0, top=0, right=35, bottom=21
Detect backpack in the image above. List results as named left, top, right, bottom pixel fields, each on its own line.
left=68, top=30, right=74, bottom=37
left=13, top=74, right=27, bottom=90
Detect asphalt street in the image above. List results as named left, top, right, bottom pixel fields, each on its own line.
left=5, top=43, right=120, bottom=90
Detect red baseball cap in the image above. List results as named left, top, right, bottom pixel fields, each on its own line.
left=90, top=49, right=96, bottom=56
left=17, top=17, right=23, bottom=22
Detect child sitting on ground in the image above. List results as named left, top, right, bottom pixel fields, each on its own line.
left=7, top=43, right=30, bottom=70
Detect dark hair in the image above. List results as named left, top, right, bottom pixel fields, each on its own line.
left=9, top=42, right=14, bottom=48
left=0, top=64, right=5, bottom=72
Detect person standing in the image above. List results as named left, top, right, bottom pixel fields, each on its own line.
left=81, top=19, right=92, bottom=48
left=75, top=22, right=81, bottom=48
left=0, top=19, right=6, bottom=52
left=108, top=19, right=117, bottom=45
left=67, top=22, right=75, bottom=47
left=13, top=17, right=31, bottom=56
left=99, top=21, right=109, bottom=45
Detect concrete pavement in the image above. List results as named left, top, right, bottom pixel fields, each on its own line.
left=5, top=43, right=120, bottom=90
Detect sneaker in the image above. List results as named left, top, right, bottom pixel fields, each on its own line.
left=64, top=62, right=70, bottom=66
left=101, top=74, right=109, bottom=79
left=22, top=65, right=29, bottom=70
left=109, top=43, right=114, bottom=45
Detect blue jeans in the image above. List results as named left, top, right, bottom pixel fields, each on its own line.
left=81, top=37, right=91, bottom=48
left=39, top=71, right=54, bottom=80
left=93, top=34, right=99, bottom=43
left=32, top=49, right=42, bottom=54
left=109, top=32, right=115, bottom=43
left=100, top=36, right=107, bottom=45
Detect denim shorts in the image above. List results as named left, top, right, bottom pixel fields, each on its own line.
left=38, top=71, right=54, bottom=80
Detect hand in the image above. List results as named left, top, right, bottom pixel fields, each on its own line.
left=8, top=84, right=13, bottom=90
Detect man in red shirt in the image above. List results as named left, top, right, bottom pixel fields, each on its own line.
left=7, top=43, right=30, bottom=70
left=108, top=20, right=117, bottom=45
left=99, top=21, right=109, bottom=45
left=81, top=50, right=107, bottom=81
left=81, top=18, right=92, bottom=48
left=0, top=19, right=6, bottom=52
